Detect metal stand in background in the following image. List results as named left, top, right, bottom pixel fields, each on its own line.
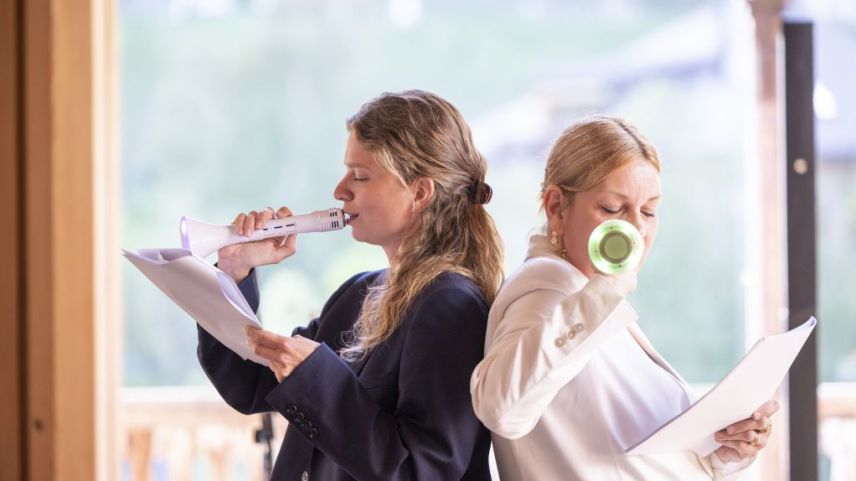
left=255, top=413, right=275, bottom=479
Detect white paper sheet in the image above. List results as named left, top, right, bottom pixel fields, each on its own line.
left=122, top=248, right=269, bottom=366
left=626, top=317, right=817, bottom=456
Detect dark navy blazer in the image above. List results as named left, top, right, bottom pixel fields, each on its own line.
left=197, top=269, right=493, bottom=481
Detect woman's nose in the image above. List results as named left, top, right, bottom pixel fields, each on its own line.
left=626, top=212, right=646, bottom=237
left=333, top=178, right=351, bottom=202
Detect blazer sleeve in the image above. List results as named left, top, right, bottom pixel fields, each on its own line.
left=197, top=269, right=363, bottom=415
left=470, top=267, right=638, bottom=440
left=706, top=451, right=755, bottom=480
left=263, top=284, right=488, bottom=480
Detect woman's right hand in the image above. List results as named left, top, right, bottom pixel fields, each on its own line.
left=217, top=206, right=298, bottom=282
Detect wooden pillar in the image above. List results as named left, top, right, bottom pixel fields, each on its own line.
left=0, top=0, right=24, bottom=479
left=747, top=0, right=787, bottom=479
left=0, top=0, right=113, bottom=480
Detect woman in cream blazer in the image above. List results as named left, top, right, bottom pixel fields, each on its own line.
left=470, top=116, right=777, bottom=481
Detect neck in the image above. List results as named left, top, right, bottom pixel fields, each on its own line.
left=383, top=244, right=400, bottom=267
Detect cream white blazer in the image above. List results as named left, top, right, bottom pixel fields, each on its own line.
left=470, top=235, right=753, bottom=481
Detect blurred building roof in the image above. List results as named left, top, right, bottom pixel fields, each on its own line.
left=473, top=5, right=856, bottom=167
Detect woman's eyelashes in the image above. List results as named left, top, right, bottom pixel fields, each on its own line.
left=599, top=205, right=657, bottom=218
left=350, top=170, right=369, bottom=182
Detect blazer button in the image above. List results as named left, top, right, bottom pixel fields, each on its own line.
left=309, top=427, right=319, bottom=439
left=295, top=412, right=306, bottom=422
left=555, top=337, right=566, bottom=347
left=565, top=331, right=576, bottom=340
left=572, top=323, right=585, bottom=333
left=285, top=405, right=298, bottom=416
left=301, top=471, right=309, bottom=481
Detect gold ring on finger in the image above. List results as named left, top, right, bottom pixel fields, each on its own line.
left=750, top=431, right=760, bottom=446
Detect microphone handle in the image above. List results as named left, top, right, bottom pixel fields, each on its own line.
left=237, top=208, right=347, bottom=244
left=180, top=208, right=348, bottom=257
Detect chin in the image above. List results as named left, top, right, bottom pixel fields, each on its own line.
left=349, top=228, right=372, bottom=245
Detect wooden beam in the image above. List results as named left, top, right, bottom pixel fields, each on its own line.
left=23, top=0, right=57, bottom=477
left=0, top=0, right=24, bottom=478
left=22, top=0, right=97, bottom=479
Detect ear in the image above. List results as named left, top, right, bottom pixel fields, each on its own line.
left=543, top=186, right=565, bottom=231
left=410, top=177, right=435, bottom=212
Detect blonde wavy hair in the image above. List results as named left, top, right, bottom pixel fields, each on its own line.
left=541, top=115, right=661, bottom=209
left=340, top=90, right=504, bottom=361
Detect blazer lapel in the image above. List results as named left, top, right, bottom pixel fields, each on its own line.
left=626, top=321, right=691, bottom=389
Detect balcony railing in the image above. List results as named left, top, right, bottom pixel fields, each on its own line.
left=119, top=383, right=856, bottom=481
left=120, top=386, right=286, bottom=481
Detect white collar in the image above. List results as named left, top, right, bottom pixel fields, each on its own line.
left=525, top=234, right=590, bottom=285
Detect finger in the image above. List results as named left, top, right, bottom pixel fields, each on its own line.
left=252, top=342, right=285, bottom=363
left=243, top=211, right=258, bottom=237
left=714, top=446, right=743, bottom=464
left=738, top=438, right=764, bottom=456
left=245, top=326, right=274, bottom=346
left=243, top=325, right=261, bottom=340
left=257, top=208, right=273, bottom=230
left=754, top=399, right=780, bottom=418
left=251, top=329, right=289, bottom=351
left=267, top=362, right=284, bottom=382
left=233, top=213, right=247, bottom=235
left=276, top=206, right=293, bottom=219
left=284, top=233, right=298, bottom=249
left=716, top=428, right=759, bottom=443
left=278, top=233, right=298, bottom=252
left=271, top=235, right=298, bottom=262
left=718, top=439, right=760, bottom=458
left=726, top=416, right=768, bottom=435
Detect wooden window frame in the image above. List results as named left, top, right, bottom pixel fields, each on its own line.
left=0, top=1, right=119, bottom=480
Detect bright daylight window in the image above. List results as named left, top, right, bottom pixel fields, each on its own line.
left=117, top=1, right=855, bottom=480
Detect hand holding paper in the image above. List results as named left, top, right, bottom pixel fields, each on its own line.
left=122, top=248, right=270, bottom=366
left=712, top=399, right=779, bottom=463
left=626, top=317, right=816, bottom=456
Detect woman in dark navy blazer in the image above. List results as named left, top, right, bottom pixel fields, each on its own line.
left=197, top=90, right=503, bottom=481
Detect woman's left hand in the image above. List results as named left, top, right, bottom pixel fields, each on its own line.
left=245, top=326, right=320, bottom=382
left=713, top=399, right=779, bottom=463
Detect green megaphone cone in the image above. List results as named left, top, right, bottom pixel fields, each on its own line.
left=588, top=219, right=643, bottom=274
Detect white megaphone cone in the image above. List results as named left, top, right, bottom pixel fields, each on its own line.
left=181, top=208, right=350, bottom=258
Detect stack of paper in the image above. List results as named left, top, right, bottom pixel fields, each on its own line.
left=122, top=248, right=269, bottom=366
left=627, top=317, right=816, bottom=456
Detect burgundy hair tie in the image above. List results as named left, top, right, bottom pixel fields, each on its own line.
left=467, top=179, right=493, bottom=205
